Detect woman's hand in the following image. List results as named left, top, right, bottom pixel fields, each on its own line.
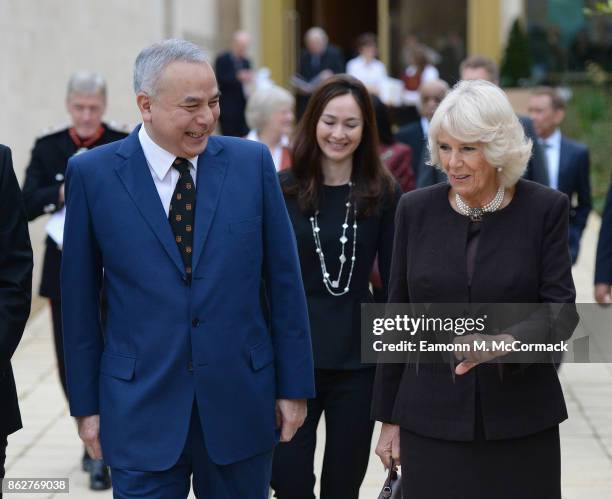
left=454, top=333, right=515, bottom=375
left=375, top=423, right=401, bottom=469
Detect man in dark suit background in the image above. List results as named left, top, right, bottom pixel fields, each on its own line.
left=295, top=27, right=344, bottom=118
left=395, top=79, right=449, bottom=186
left=0, top=144, right=32, bottom=486
left=21, top=70, right=127, bottom=489
left=214, top=30, right=253, bottom=137
left=528, top=87, right=592, bottom=264
left=594, top=181, right=612, bottom=304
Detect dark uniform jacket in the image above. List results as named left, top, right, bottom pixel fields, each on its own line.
left=0, top=144, right=32, bottom=437
left=22, top=123, right=128, bottom=300
left=595, top=181, right=612, bottom=285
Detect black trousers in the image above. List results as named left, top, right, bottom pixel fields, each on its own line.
left=1, top=434, right=7, bottom=499
left=49, top=299, right=67, bottom=399
left=271, top=368, right=375, bottom=499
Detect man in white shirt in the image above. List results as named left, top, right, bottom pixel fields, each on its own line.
left=346, top=33, right=388, bottom=95
left=529, top=87, right=592, bottom=264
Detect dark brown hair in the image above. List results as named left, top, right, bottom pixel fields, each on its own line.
left=356, top=33, right=377, bottom=51
left=284, top=74, right=394, bottom=217
left=530, top=86, right=566, bottom=110
left=459, top=55, right=499, bottom=83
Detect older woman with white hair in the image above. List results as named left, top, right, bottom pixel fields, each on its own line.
left=245, top=85, right=294, bottom=171
left=372, top=80, right=576, bottom=498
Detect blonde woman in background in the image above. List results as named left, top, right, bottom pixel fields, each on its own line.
left=245, top=85, right=295, bottom=171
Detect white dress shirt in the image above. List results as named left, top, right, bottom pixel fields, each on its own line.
left=245, top=130, right=289, bottom=171
left=539, top=128, right=561, bottom=190
left=346, top=56, right=388, bottom=93
left=138, top=125, right=198, bottom=216
left=420, top=117, right=429, bottom=138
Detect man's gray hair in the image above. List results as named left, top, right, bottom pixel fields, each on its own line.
left=133, top=38, right=208, bottom=95
left=66, top=71, right=107, bottom=99
left=304, top=27, right=328, bottom=45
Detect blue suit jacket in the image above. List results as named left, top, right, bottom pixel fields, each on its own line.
left=557, top=136, right=592, bottom=263
left=595, top=182, right=612, bottom=284
left=61, top=128, right=315, bottom=470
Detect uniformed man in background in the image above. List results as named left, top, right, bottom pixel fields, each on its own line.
left=21, top=70, right=128, bottom=491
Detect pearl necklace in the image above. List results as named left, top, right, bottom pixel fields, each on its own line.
left=310, top=182, right=357, bottom=297
left=455, top=186, right=505, bottom=221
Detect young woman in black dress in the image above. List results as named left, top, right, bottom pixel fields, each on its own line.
left=270, top=75, right=400, bottom=499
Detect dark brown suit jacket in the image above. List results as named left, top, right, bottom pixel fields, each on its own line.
left=372, top=179, right=577, bottom=441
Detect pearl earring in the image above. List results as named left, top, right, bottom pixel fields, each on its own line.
left=497, top=167, right=502, bottom=172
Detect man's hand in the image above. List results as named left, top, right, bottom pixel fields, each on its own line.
left=595, top=283, right=611, bottom=305
left=275, top=399, right=307, bottom=442
left=237, top=69, right=253, bottom=83
left=454, top=333, right=515, bottom=375
left=375, top=423, right=400, bottom=470
left=77, top=415, right=103, bottom=460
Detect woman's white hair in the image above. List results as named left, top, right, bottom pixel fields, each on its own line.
left=245, top=85, right=295, bottom=131
left=427, top=79, right=532, bottom=187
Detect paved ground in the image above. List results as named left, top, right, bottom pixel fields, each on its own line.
left=4, top=212, right=611, bottom=498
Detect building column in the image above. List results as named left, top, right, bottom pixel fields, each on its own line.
left=378, top=0, right=390, bottom=68
left=467, top=0, right=502, bottom=62
left=260, top=0, right=296, bottom=87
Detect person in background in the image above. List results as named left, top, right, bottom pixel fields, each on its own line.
left=459, top=55, right=549, bottom=186
left=395, top=79, right=449, bottom=185
left=296, top=27, right=344, bottom=118
left=594, top=181, right=612, bottom=304
left=21, top=70, right=127, bottom=491
left=346, top=33, right=388, bottom=95
left=271, top=75, right=400, bottom=499
left=401, top=45, right=440, bottom=107
left=0, top=144, right=32, bottom=493
left=528, top=87, right=592, bottom=264
left=372, top=95, right=414, bottom=192
left=245, top=85, right=295, bottom=171
left=215, top=30, right=253, bottom=137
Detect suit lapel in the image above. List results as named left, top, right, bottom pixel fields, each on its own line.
left=192, top=137, right=228, bottom=272
left=114, top=128, right=185, bottom=274
left=558, top=137, right=571, bottom=193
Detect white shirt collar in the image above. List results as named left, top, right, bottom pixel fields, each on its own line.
left=246, top=129, right=290, bottom=147
left=540, top=128, right=561, bottom=149
left=420, top=117, right=429, bottom=136
left=138, top=125, right=198, bottom=181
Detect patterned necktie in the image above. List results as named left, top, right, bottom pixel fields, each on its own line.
left=169, top=158, right=196, bottom=278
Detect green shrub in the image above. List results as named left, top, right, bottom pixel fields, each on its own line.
left=562, top=84, right=612, bottom=213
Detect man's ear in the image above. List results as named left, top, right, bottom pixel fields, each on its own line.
left=136, top=92, right=153, bottom=123
left=555, top=109, right=566, bottom=127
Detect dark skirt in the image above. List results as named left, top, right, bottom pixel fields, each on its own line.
left=400, top=423, right=561, bottom=499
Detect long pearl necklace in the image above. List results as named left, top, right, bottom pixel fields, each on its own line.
left=310, top=182, right=357, bottom=297
left=456, top=186, right=505, bottom=222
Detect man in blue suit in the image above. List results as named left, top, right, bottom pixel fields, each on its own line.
left=61, top=39, right=315, bottom=498
left=529, top=87, right=592, bottom=264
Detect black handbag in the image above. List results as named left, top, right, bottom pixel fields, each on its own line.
left=377, top=458, right=402, bottom=498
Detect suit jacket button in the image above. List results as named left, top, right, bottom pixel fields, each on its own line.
left=188, top=361, right=193, bottom=372
left=192, top=318, right=200, bottom=327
